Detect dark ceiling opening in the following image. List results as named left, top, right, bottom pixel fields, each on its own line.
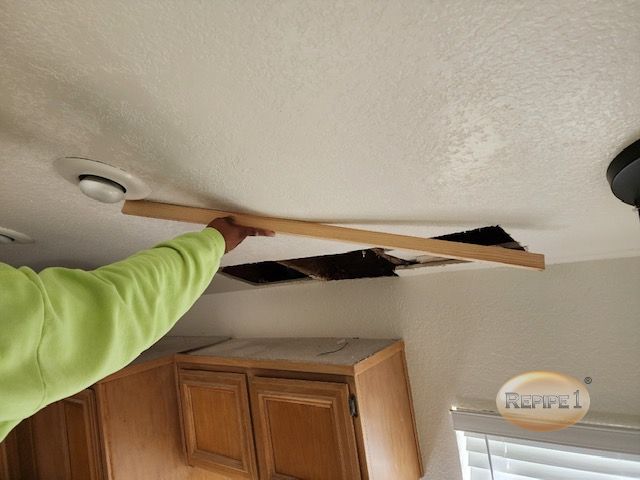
left=221, top=226, right=526, bottom=286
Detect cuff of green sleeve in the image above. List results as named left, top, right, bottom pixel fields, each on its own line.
left=203, top=227, right=226, bottom=257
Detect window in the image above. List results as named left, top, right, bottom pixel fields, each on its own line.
left=452, top=409, right=640, bottom=480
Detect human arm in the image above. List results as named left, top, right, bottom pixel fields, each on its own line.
left=0, top=219, right=273, bottom=439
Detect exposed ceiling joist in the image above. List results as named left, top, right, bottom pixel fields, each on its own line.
left=122, top=200, right=545, bottom=271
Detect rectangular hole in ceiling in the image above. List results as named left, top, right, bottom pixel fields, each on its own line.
left=221, top=226, right=526, bottom=285
left=222, top=261, right=309, bottom=285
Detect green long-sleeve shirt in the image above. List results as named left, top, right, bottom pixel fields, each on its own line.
left=0, top=228, right=225, bottom=442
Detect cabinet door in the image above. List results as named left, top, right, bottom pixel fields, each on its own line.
left=179, top=370, right=258, bottom=479
left=61, top=390, right=104, bottom=480
left=250, top=377, right=360, bottom=480
left=30, top=401, right=70, bottom=478
left=0, top=440, right=8, bottom=480
left=0, top=431, right=19, bottom=480
left=0, top=423, right=37, bottom=480
left=10, top=389, right=104, bottom=480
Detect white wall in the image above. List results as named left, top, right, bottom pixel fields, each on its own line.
left=173, top=256, right=640, bottom=480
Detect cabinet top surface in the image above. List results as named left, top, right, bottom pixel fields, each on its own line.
left=185, top=337, right=398, bottom=366
left=131, top=335, right=230, bottom=365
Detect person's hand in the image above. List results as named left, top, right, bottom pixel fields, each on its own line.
left=207, top=217, right=275, bottom=253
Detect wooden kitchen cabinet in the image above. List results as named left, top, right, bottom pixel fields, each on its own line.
left=177, top=338, right=423, bottom=480
left=2, top=337, right=422, bottom=480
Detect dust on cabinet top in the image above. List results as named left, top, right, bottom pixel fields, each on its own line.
left=185, top=337, right=399, bottom=367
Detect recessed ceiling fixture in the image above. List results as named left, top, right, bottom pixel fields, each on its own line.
left=78, top=175, right=126, bottom=203
left=607, top=138, right=640, bottom=213
left=0, top=227, right=34, bottom=245
left=54, top=157, right=151, bottom=204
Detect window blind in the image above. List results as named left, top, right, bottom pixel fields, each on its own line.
left=452, top=410, right=640, bottom=480
left=457, top=432, right=640, bottom=480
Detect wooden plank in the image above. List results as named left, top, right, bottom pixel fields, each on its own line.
left=122, top=200, right=545, bottom=270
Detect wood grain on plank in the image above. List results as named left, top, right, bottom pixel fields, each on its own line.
left=122, top=200, right=545, bottom=270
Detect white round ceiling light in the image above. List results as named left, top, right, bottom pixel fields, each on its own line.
left=54, top=157, right=151, bottom=203
left=78, top=175, right=126, bottom=204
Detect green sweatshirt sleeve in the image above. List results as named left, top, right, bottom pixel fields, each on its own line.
left=0, top=227, right=225, bottom=441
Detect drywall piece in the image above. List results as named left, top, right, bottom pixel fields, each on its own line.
left=122, top=200, right=545, bottom=270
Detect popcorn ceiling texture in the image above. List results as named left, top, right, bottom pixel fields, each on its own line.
left=0, top=0, right=639, bottom=289
left=0, top=3, right=639, bottom=478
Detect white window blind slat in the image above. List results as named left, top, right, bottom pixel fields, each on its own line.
left=487, top=437, right=640, bottom=477
left=456, top=430, right=640, bottom=480
left=468, top=450, right=491, bottom=470
left=469, top=466, right=493, bottom=480
left=490, top=449, right=635, bottom=480
left=488, top=472, right=538, bottom=480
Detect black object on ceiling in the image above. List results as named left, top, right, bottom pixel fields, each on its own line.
left=607, top=138, right=640, bottom=209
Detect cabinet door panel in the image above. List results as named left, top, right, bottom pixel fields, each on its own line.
left=31, top=402, right=71, bottom=478
left=0, top=420, right=38, bottom=479
left=24, top=389, right=103, bottom=480
left=0, top=427, right=33, bottom=480
left=62, top=390, right=104, bottom=480
left=250, top=377, right=360, bottom=480
left=179, top=370, right=257, bottom=479
left=0, top=439, right=9, bottom=480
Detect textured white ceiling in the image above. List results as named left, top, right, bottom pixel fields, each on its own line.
left=1, top=0, right=639, bottom=292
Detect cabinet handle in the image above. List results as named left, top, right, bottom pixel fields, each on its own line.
left=349, top=395, right=359, bottom=417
